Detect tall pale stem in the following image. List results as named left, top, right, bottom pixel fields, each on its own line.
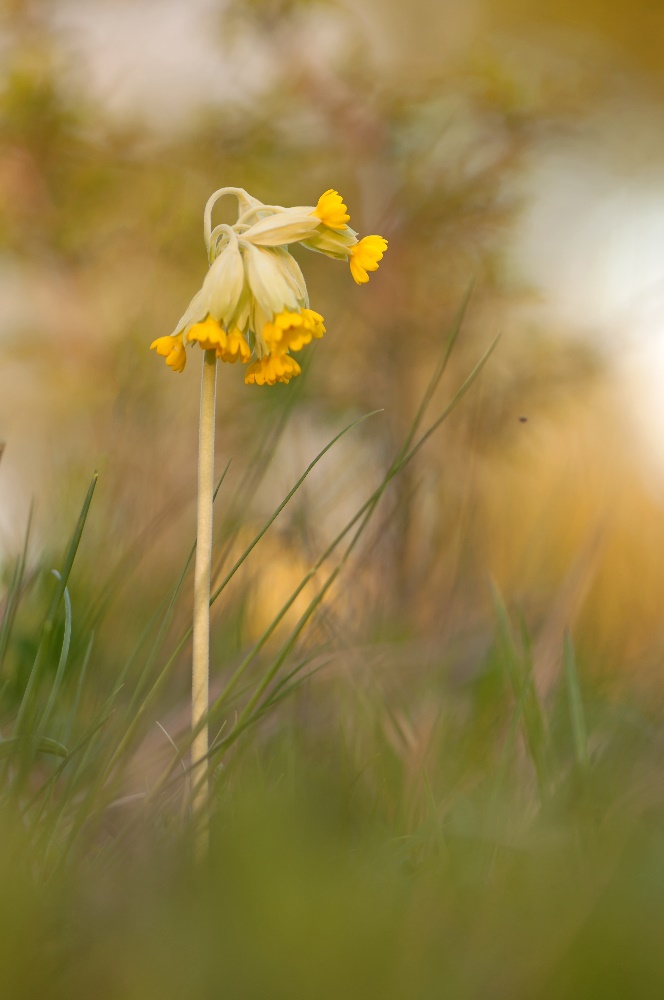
left=192, top=348, right=217, bottom=848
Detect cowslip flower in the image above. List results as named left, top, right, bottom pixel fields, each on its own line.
left=151, top=188, right=387, bottom=850
left=151, top=186, right=388, bottom=384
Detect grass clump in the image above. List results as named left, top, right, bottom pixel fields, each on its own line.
left=2, top=306, right=664, bottom=998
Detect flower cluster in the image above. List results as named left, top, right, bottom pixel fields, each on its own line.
left=151, top=187, right=388, bottom=385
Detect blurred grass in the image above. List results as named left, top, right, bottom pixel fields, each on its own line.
left=4, top=554, right=664, bottom=997
left=3, top=0, right=664, bottom=994
left=2, top=309, right=664, bottom=996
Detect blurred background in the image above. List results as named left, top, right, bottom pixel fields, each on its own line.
left=3, top=0, right=664, bottom=689
left=4, top=1, right=664, bottom=996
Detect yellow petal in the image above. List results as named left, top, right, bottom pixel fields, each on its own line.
left=349, top=235, right=388, bottom=285
left=245, top=353, right=301, bottom=386
left=218, top=328, right=251, bottom=364
left=150, top=335, right=187, bottom=373
left=312, top=189, right=350, bottom=231
left=262, top=309, right=325, bottom=354
left=187, top=316, right=227, bottom=352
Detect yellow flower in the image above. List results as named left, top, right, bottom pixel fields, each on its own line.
left=312, top=189, right=350, bottom=231
left=150, top=334, right=187, bottom=373
left=223, top=328, right=253, bottom=364
left=245, top=353, right=302, bottom=386
left=186, top=317, right=251, bottom=364
left=152, top=186, right=387, bottom=384
left=349, top=236, right=388, bottom=285
left=240, top=189, right=351, bottom=246
left=262, top=309, right=325, bottom=354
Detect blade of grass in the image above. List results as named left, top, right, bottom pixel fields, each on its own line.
left=38, top=571, right=73, bottom=733
left=209, top=409, right=382, bottom=605
left=23, top=690, right=121, bottom=821
left=563, top=630, right=589, bottom=773
left=0, top=501, right=33, bottom=680
left=62, top=631, right=94, bottom=746
left=394, top=279, right=474, bottom=466
left=80, top=479, right=197, bottom=635
left=489, top=582, right=549, bottom=797
left=14, top=472, right=97, bottom=737
left=517, top=611, right=548, bottom=773
left=0, top=736, right=68, bottom=760
left=211, top=366, right=304, bottom=580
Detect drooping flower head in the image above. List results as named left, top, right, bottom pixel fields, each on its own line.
left=151, top=186, right=388, bottom=384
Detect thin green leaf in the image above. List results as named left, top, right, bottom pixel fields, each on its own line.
left=14, top=472, right=97, bottom=736
left=394, top=278, right=474, bottom=466
left=209, top=409, right=383, bottom=605
left=0, top=736, right=68, bottom=760
left=62, top=631, right=94, bottom=746
left=489, top=581, right=549, bottom=796
left=563, top=630, right=589, bottom=772
left=0, top=501, right=34, bottom=679
left=38, top=570, right=73, bottom=733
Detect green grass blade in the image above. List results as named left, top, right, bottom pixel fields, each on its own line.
left=14, top=472, right=98, bottom=737
left=395, top=279, right=474, bottom=465
left=490, top=581, right=549, bottom=796
left=563, top=630, right=589, bottom=772
left=38, top=571, right=73, bottom=733
left=211, top=373, right=303, bottom=577
left=62, top=631, right=94, bottom=746
left=212, top=660, right=332, bottom=753
left=209, top=409, right=383, bottom=605
left=397, top=333, right=500, bottom=469
left=0, top=501, right=34, bottom=681
left=0, top=736, right=68, bottom=760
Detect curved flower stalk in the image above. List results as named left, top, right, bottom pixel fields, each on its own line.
left=151, top=187, right=387, bottom=853
left=151, top=186, right=388, bottom=385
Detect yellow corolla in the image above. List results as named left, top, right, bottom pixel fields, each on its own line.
left=262, top=309, right=325, bottom=354
left=150, top=335, right=187, bottom=373
left=245, top=353, right=302, bottom=386
left=349, top=236, right=389, bottom=285
left=186, top=317, right=252, bottom=364
left=312, top=189, right=350, bottom=231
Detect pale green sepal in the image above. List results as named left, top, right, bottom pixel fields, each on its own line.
left=201, top=240, right=245, bottom=324
left=242, top=243, right=299, bottom=317
left=172, top=287, right=207, bottom=337
left=302, top=227, right=358, bottom=256
left=243, top=211, right=321, bottom=247
left=272, top=247, right=309, bottom=308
